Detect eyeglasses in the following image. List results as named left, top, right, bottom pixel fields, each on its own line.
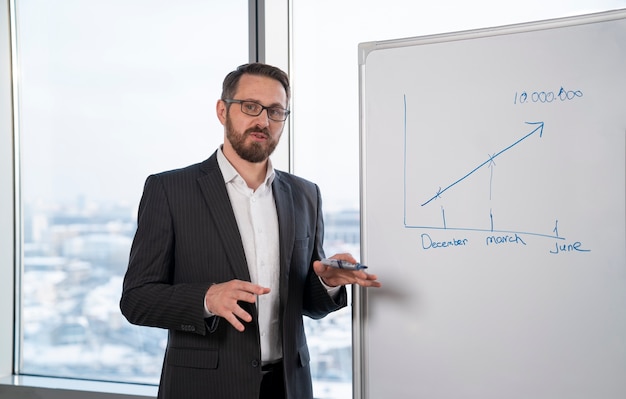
left=223, top=99, right=290, bottom=122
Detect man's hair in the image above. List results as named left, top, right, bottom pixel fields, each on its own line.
left=221, top=63, right=291, bottom=104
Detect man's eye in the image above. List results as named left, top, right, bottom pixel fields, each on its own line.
left=268, top=108, right=283, bottom=118
left=243, top=103, right=260, bottom=112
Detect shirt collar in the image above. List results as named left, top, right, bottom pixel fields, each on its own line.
left=217, top=146, right=276, bottom=188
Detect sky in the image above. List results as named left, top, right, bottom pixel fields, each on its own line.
left=18, top=0, right=248, bottom=207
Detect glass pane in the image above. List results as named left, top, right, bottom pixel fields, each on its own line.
left=18, top=0, right=248, bottom=384
left=291, top=1, right=626, bottom=398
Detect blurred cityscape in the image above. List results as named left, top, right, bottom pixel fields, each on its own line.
left=20, top=197, right=359, bottom=398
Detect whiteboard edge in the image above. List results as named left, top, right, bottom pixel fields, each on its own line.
left=357, top=8, right=626, bottom=56
left=358, top=41, right=377, bottom=66
left=354, top=44, right=370, bottom=399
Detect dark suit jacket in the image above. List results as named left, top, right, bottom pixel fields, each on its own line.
left=120, top=151, right=347, bottom=399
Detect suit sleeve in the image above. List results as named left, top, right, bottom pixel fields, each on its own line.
left=119, top=174, right=212, bottom=335
left=302, top=183, right=348, bottom=319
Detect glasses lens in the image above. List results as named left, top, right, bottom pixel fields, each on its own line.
left=267, top=108, right=288, bottom=121
left=236, top=100, right=289, bottom=121
left=241, top=101, right=262, bottom=116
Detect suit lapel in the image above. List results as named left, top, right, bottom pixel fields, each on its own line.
left=196, top=153, right=251, bottom=282
left=272, top=172, right=294, bottom=305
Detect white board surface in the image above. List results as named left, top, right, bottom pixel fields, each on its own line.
left=357, top=9, right=626, bottom=399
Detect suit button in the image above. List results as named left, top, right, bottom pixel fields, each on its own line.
left=251, top=360, right=260, bottom=368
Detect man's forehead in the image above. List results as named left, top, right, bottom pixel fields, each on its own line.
left=236, top=74, right=287, bottom=102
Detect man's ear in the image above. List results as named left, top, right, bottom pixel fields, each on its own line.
left=216, top=99, right=227, bottom=125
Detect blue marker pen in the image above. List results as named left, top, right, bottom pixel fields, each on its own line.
left=321, top=258, right=368, bottom=270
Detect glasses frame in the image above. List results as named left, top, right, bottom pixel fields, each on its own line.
left=223, top=99, right=291, bottom=122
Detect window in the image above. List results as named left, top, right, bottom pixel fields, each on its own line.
left=17, top=0, right=248, bottom=384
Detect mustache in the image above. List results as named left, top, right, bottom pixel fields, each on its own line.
left=245, top=126, right=270, bottom=138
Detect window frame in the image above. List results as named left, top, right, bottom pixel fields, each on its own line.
left=0, top=0, right=16, bottom=385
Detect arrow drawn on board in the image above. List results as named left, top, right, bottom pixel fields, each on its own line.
left=420, top=121, right=545, bottom=207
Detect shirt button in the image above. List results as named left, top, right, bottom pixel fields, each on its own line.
left=251, top=360, right=260, bottom=368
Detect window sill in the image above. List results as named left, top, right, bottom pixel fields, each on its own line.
left=0, top=375, right=157, bottom=399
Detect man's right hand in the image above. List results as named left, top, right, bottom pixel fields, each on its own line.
left=204, top=280, right=270, bottom=332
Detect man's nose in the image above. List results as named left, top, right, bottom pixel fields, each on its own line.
left=254, top=109, right=271, bottom=126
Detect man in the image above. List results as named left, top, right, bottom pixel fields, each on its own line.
left=120, top=62, right=381, bottom=399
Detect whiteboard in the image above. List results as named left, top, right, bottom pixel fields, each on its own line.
left=357, top=9, right=626, bottom=399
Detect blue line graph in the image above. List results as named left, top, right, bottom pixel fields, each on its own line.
left=420, top=121, right=544, bottom=207
left=402, top=94, right=563, bottom=240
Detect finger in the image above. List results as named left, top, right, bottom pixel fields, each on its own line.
left=235, top=281, right=271, bottom=296
left=224, top=313, right=246, bottom=332
left=232, top=305, right=253, bottom=323
left=332, top=252, right=357, bottom=262
left=363, top=272, right=379, bottom=280
left=222, top=303, right=253, bottom=332
left=355, top=277, right=382, bottom=288
left=313, top=260, right=329, bottom=274
left=234, top=289, right=261, bottom=304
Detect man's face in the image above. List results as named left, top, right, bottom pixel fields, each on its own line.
left=218, top=74, right=287, bottom=163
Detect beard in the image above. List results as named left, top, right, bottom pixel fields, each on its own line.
left=225, top=115, right=279, bottom=163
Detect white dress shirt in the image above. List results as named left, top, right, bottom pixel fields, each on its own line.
left=205, top=148, right=341, bottom=363
left=217, top=148, right=282, bottom=363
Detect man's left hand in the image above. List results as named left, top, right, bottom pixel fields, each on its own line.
left=313, top=253, right=382, bottom=288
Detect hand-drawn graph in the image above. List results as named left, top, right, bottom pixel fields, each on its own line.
left=419, top=120, right=545, bottom=208
left=401, top=92, right=599, bottom=249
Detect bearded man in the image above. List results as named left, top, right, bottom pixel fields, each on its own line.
left=120, top=63, right=381, bottom=399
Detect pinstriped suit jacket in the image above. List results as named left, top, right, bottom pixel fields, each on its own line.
left=120, top=151, right=347, bottom=399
